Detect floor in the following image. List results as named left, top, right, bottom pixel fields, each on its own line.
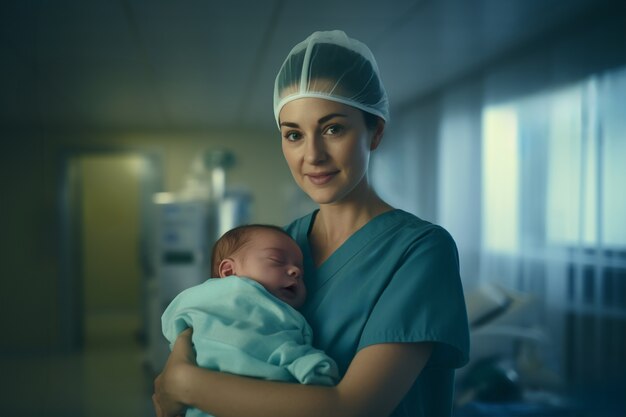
left=0, top=312, right=156, bottom=417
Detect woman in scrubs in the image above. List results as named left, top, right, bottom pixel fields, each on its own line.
left=153, top=30, right=469, bottom=417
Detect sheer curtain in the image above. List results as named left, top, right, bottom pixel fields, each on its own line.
left=373, top=64, right=626, bottom=389
left=480, top=66, right=626, bottom=383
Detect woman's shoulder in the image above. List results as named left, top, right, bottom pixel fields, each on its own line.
left=384, top=209, right=455, bottom=241
left=374, top=210, right=459, bottom=262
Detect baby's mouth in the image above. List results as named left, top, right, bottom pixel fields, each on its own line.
left=280, top=284, right=298, bottom=299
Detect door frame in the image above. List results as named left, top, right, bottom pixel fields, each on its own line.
left=57, top=146, right=163, bottom=352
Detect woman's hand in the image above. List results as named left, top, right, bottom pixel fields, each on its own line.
left=152, top=328, right=196, bottom=417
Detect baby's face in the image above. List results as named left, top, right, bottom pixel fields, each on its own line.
left=233, top=229, right=306, bottom=308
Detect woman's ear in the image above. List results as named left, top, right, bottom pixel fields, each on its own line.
left=218, top=258, right=236, bottom=278
left=370, top=119, right=385, bottom=151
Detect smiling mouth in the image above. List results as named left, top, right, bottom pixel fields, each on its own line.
left=306, top=172, right=338, bottom=185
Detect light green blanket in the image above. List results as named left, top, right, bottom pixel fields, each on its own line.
left=162, top=276, right=338, bottom=417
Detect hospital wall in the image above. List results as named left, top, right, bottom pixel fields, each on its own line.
left=0, top=127, right=294, bottom=353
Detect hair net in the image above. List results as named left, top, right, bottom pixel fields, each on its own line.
left=273, top=30, right=389, bottom=128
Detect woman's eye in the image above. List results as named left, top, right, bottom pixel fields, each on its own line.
left=324, top=124, right=344, bottom=135
left=283, top=131, right=302, bottom=142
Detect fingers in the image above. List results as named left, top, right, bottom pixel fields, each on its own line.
left=153, top=374, right=163, bottom=417
left=173, top=328, right=193, bottom=349
left=171, top=328, right=196, bottom=362
left=152, top=393, right=162, bottom=417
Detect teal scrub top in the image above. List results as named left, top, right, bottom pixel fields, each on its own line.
left=284, top=209, right=470, bottom=417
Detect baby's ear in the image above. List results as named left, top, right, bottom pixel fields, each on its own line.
left=218, top=258, right=236, bottom=278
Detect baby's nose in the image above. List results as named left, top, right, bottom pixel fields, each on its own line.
left=287, top=265, right=302, bottom=279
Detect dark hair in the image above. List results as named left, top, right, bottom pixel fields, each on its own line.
left=210, top=224, right=294, bottom=277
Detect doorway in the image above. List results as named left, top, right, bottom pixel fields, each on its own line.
left=81, top=153, right=143, bottom=347
left=58, top=149, right=162, bottom=352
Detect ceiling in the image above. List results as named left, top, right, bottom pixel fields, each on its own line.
left=0, top=0, right=617, bottom=131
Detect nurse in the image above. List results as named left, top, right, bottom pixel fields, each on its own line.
left=153, top=30, right=470, bottom=417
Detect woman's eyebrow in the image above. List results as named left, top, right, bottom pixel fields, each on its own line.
left=280, top=113, right=348, bottom=129
left=318, top=113, right=347, bottom=124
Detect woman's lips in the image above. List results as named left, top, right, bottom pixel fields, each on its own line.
left=306, top=171, right=338, bottom=185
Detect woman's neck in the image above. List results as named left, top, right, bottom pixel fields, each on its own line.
left=309, top=190, right=394, bottom=266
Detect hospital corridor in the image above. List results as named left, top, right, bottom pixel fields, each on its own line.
left=2, top=0, right=626, bottom=416
left=0, top=154, right=156, bottom=416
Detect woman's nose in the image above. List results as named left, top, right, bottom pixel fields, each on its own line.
left=304, top=136, right=327, bottom=164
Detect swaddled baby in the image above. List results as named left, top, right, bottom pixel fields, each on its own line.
left=162, top=224, right=338, bottom=417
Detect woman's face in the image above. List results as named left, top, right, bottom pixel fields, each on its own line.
left=279, top=98, right=382, bottom=206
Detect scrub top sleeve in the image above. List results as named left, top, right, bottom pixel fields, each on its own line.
left=358, top=226, right=470, bottom=368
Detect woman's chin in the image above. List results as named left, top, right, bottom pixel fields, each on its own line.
left=305, top=191, right=340, bottom=205
left=304, top=186, right=370, bottom=207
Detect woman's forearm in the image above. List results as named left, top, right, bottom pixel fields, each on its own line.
left=172, top=342, right=432, bottom=417
left=178, top=363, right=347, bottom=417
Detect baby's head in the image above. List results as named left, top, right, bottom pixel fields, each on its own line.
left=211, top=224, right=306, bottom=308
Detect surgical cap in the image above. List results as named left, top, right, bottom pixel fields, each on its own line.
left=273, top=30, right=389, bottom=128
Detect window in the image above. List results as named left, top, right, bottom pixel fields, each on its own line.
left=482, top=106, right=519, bottom=253
left=481, top=66, right=626, bottom=381
left=483, top=69, right=626, bottom=252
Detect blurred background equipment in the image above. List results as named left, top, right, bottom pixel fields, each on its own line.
left=146, top=150, right=251, bottom=372
left=455, top=283, right=571, bottom=416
